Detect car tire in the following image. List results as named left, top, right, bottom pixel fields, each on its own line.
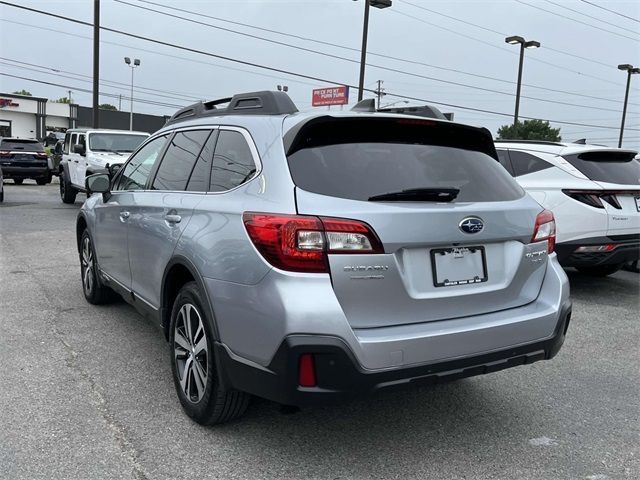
left=79, top=230, right=113, bottom=304
left=13, top=179, right=23, bottom=185
left=0, top=190, right=3, bottom=202
left=576, top=264, right=623, bottom=277
left=60, top=170, right=77, bottom=204
left=169, top=281, right=250, bottom=425
left=36, top=178, right=49, bottom=186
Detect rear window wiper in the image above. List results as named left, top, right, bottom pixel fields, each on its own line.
left=368, top=188, right=460, bottom=202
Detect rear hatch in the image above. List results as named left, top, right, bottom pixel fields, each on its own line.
left=285, top=116, right=549, bottom=329
left=0, top=139, right=48, bottom=167
left=563, top=150, right=640, bottom=237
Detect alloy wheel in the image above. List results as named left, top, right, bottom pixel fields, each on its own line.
left=81, top=236, right=94, bottom=296
left=174, top=303, right=209, bottom=403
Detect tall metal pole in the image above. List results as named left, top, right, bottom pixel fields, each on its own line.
left=92, top=0, right=100, bottom=128
left=129, top=67, right=134, bottom=131
left=618, top=70, right=632, bottom=148
left=376, top=80, right=382, bottom=109
left=357, top=0, right=370, bottom=102
left=513, top=42, right=525, bottom=126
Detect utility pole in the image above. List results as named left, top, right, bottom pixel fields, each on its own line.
left=68, top=90, right=72, bottom=104
left=375, top=80, right=384, bottom=109
left=92, top=0, right=100, bottom=128
left=118, top=94, right=122, bottom=111
left=617, top=64, right=640, bottom=148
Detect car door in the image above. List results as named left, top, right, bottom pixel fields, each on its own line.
left=68, top=133, right=79, bottom=185
left=92, top=134, right=170, bottom=290
left=76, top=133, right=88, bottom=186
left=127, top=128, right=214, bottom=308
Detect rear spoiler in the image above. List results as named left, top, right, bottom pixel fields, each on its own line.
left=283, top=115, right=497, bottom=159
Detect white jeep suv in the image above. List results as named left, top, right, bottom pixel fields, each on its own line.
left=59, top=129, right=149, bottom=204
left=495, top=140, right=639, bottom=276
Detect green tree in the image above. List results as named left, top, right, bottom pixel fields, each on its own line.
left=497, top=119, right=561, bottom=142
left=13, top=89, right=32, bottom=96
left=99, top=103, right=118, bottom=111
left=56, top=97, right=71, bottom=104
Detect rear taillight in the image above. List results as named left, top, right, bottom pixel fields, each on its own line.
left=532, top=210, right=556, bottom=254
left=243, top=212, right=384, bottom=273
left=562, top=189, right=640, bottom=210
left=0, top=151, right=10, bottom=158
left=35, top=152, right=48, bottom=159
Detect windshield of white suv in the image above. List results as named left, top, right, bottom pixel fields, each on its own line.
left=563, top=151, right=640, bottom=185
left=88, top=133, right=148, bottom=153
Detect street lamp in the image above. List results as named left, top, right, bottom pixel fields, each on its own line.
left=354, top=0, right=392, bottom=102
left=124, top=57, right=141, bottom=131
left=505, top=35, right=540, bottom=126
left=617, top=64, right=640, bottom=148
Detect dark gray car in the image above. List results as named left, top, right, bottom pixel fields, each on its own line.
left=77, top=91, right=572, bottom=425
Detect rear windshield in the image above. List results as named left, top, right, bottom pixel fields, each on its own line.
left=0, top=139, right=44, bottom=152
left=287, top=119, right=523, bottom=203
left=563, top=151, right=640, bottom=185
left=88, top=133, right=148, bottom=153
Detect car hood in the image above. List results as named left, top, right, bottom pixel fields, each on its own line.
left=88, top=152, right=131, bottom=164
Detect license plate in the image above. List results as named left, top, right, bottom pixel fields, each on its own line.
left=431, top=246, right=488, bottom=287
left=635, top=196, right=640, bottom=212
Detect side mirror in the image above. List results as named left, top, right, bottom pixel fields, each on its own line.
left=54, top=142, right=63, bottom=155
left=73, top=144, right=86, bottom=156
left=108, top=163, right=123, bottom=178
left=86, top=173, right=110, bottom=198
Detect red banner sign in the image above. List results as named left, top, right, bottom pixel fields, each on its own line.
left=312, top=86, right=349, bottom=107
left=0, top=98, right=19, bottom=108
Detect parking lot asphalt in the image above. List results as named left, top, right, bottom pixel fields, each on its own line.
left=0, top=180, right=638, bottom=480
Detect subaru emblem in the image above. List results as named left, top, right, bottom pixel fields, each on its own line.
left=459, top=217, right=484, bottom=234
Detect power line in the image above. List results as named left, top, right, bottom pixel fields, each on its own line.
left=110, top=0, right=638, bottom=113
left=126, top=0, right=630, bottom=103
left=0, top=72, right=183, bottom=109
left=2, top=1, right=638, bottom=132
left=542, top=0, right=639, bottom=35
left=398, top=0, right=625, bottom=73
left=515, top=0, right=640, bottom=42
left=0, top=57, right=203, bottom=103
left=579, top=0, right=640, bottom=24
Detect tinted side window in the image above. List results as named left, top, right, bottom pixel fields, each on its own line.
left=510, top=151, right=552, bottom=177
left=496, top=149, right=514, bottom=176
left=71, top=134, right=78, bottom=150
left=186, top=130, right=218, bottom=192
left=152, top=130, right=210, bottom=191
left=78, top=134, right=86, bottom=148
left=116, top=135, right=168, bottom=191
left=209, top=130, right=257, bottom=192
left=63, top=133, right=71, bottom=154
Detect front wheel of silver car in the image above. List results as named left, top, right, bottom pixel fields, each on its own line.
left=79, top=230, right=113, bottom=304
left=169, top=281, right=249, bottom=425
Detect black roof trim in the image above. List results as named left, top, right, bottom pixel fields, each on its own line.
left=494, top=139, right=566, bottom=147
left=166, top=90, right=298, bottom=125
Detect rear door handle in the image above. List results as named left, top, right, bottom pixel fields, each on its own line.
left=164, top=214, right=181, bottom=224
left=119, top=211, right=130, bottom=221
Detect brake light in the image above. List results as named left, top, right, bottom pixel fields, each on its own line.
left=0, top=151, right=10, bottom=158
left=532, top=210, right=556, bottom=254
left=243, top=212, right=384, bottom=273
left=298, top=354, right=316, bottom=387
left=35, top=152, right=48, bottom=159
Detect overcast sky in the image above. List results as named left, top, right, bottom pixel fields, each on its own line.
left=1, top=0, right=639, bottom=148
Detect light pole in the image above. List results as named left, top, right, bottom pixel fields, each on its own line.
left=124, top=57, right=140, bottom=131
left=617, top=64, right=640, bottom=148
left=354, top=0, right=392, bottom=102
left=505, top=35, right=540, bottom=126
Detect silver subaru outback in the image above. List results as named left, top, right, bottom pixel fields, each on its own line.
left=77, top=91, right=571, bottom=425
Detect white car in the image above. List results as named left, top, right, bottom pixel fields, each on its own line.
left=495, top=140, right=639, bottom=276
left=59, top=129, right=149, bottom=204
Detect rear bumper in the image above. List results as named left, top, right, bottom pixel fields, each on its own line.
left=216, top=301, right=572, bottom=407
left=1, top=165, right=50, bottom=179
left=557, top=234, right=640, bottom=267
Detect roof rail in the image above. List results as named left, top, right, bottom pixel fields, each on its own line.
left=166, top=90, right=298, bottom=125
left=493, top=139, right=566, bottom=147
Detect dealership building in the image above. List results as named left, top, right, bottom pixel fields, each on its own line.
left=0, top=92, right=169, bottom=139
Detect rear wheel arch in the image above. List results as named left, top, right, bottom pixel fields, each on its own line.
left=76, top=214, right=88, bottom=253
left=161, top=257, right=219, bottom=342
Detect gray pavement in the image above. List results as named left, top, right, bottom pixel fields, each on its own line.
left=1, top=180, right=638, bottom=480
